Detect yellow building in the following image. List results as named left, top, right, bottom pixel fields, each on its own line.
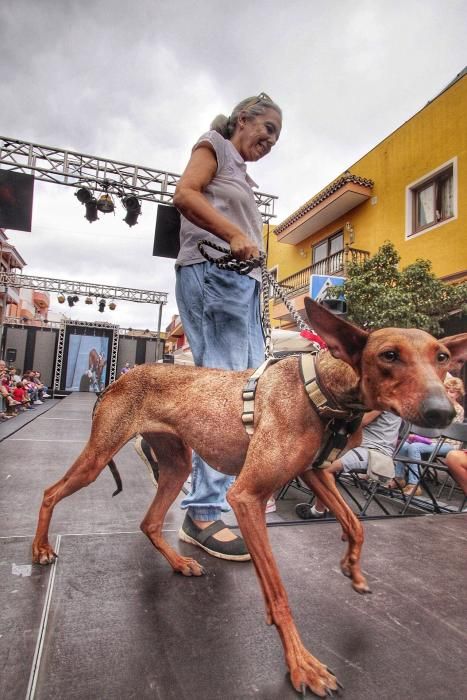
left=269, top=67, right=467, bottom=328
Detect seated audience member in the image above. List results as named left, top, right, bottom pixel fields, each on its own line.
left=31, top=370, right=51, bottom=399
left=1, top=379, right=13, bottom=419
left=309, top=410, right=402, bottom=517
left=445, top=450, right=467, bottom=496
left=12, top=381, right=32, bottom=410
left=22, top=374, right=42, bottom=405
left=394, top=377, right=465, bottom=497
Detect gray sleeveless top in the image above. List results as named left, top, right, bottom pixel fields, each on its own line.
left=175, top=130, right=263, bottom=281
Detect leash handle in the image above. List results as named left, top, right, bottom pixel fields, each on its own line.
left=197, top=239, right=323, bottom=355
left=198, top=240, right=264, bottom=276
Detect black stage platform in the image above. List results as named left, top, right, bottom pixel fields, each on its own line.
left=1, top=394, right=466, bottom=699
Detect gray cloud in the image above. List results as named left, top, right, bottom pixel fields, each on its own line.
left=1, top=0, right=466, bottom=329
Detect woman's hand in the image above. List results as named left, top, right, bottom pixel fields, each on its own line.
left=229, top=232, right=259, bottom=261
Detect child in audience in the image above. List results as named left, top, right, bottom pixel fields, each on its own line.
left=12, top=381, right=32, bottom=410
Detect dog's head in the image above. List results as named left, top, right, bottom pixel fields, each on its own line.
left=304, top=297, right=467, bottom=428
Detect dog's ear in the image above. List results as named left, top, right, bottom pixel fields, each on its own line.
left=304, top=297, right=368, bottom=370
left=440, top=332, right=467, bottom=374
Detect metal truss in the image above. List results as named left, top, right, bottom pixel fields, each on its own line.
left=109, top=325, right=119, bottom=384
left=53, top=319, right=120, bottom=391
left=0, top=272, right=167, bottom=305
left=3, top=316, right=164, bottom=337
left=53, top=322, right=66, bottom=392
left=0, top=136, right=278, bottom=221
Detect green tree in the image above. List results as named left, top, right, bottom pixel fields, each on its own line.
left=328, top=242, right=467, bottom=335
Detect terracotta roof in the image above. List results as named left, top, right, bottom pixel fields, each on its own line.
left=274, top=172, right=374, bottom=234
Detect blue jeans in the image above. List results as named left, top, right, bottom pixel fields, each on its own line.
left=395, top=441, right=454, bottom=484
left=175, top=262, right=264, bottom=521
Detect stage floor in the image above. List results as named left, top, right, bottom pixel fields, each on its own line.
left=1, top=393, right=466, bottom=699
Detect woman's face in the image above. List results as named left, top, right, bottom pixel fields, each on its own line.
left=446, top=387, right=461, bottom=403
left=235, top=107, right=282, bottom=162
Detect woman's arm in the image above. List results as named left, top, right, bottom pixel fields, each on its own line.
left=173, top=145, right=259, bottom=260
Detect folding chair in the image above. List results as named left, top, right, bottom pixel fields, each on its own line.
left=393, top=423, right=466, bottom=514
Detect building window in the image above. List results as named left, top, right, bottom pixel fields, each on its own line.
left=312, top=231, right=344, bottom=274
left=407, top=159, right=457, bottom=238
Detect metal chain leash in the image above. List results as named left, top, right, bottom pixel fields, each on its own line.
left=198, top=240, right=321, bottom=358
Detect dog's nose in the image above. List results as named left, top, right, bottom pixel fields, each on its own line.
left=419, top=397, right=455, bottom=427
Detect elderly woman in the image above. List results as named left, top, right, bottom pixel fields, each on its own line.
left=172, top=93, right=282, bottom=561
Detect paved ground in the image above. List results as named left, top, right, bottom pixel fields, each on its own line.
left=1, top=393, right=466, bottom=699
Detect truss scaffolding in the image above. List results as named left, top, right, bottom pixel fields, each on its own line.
left=0, top=272, right=167, bottom=305
left=0, top=136, right=278, bottom=221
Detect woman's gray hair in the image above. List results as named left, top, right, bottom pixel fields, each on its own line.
left=210, top=94, right=282, bottom=139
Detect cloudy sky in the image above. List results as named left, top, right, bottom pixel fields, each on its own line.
left=1, top=0, right=466, bottom=331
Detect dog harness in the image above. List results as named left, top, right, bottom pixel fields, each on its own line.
left=241, top=352, right=365, bottom=469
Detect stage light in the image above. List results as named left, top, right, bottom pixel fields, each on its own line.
left=122, top=194, right=141, bottom=227
left=67, top=294, right=80, bottom=308
left=75, top=187, right=93, bottom=204
left=108, top=302, right=116, bottom=310
left=96, top=193, right=115, bottom=214
left=85, top=297, right=93, bottom=305
left=98, top=299, right=106, bottom=313
left=57, top=293, right=65, bottom=304
left=85, top=198, right=99, bottom=223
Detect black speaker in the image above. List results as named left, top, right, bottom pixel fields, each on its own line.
left=0, top=170, right=34, bottom=232
left=6, top=348, right=17, bottom=364
left=153, top=205, right=181, bottom=259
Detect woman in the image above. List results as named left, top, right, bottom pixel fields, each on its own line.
left=445, top=449, right=467, bottom=496
left=394, top=377, right=465, bottom=496
left=173, top=93, right=282, bottom=561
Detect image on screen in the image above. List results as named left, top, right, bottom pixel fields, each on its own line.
left=65, top=334, right=109, bottom=392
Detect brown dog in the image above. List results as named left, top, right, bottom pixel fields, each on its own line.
left=32, top=299, right=467, bottom=696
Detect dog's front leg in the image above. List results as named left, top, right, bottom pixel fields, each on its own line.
left=228, top=457, right=339, bottom=697
left=300, top=468, right=370, bottom=593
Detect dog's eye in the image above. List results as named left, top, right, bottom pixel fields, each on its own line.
left=380, top=350, right=398, bottom=362
left=437, top=352, right=450, bottom=363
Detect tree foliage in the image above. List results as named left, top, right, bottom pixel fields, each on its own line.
left=327, top=242, right=467, bottom=335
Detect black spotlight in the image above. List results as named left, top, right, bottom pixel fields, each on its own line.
left=75, top=187, right=93, bottom=204
left=98, top=299, right=106, bottom=313
left=85, top=198, right=99, bottom=223
left=67, top=294, right=80, bottom=308
left=122, top=195, right=141, bottom=227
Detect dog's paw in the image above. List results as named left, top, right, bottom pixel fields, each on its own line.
left=289, top=653, right=340, bottom=698
left=32, top=543, right=57, bottom=566
left=176, top=556, right=205, bottom=577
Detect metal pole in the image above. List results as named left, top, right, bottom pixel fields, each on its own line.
left=156, top=302, right=163, bottom=361
left=0, top=285, right=6, bottom=360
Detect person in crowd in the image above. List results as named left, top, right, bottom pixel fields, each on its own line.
left=120, top=362, right=131, bottom=375
left=31, top=370, right=51, bottom=399
left=171, top=92, right=282, bottom=560
left=445, top=449, right=467, bottom=497
left=22, top=374, right=42, bottom=405
left=9, top=367, right=22, bottom=384
left=12, top=381, right=32, bottom=410
left=394, top=377, right=465, bottom=496
left=308, top=410, right=402, bottom=517
left=1, top=368, right=17, bottom=418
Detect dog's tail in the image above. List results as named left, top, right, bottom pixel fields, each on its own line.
left=108, top=458, right=123, bottom=497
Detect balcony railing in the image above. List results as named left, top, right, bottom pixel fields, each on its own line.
left=274, top=247, right=369, bottom=299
